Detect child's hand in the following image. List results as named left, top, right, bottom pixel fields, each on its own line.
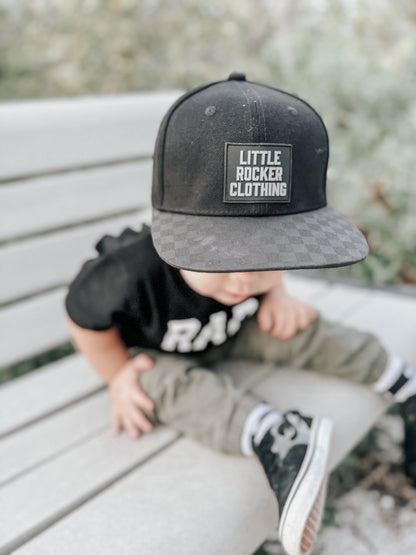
left=109, top=353, right=156, bottom=440
left=257, top=288, right=317, bottom=341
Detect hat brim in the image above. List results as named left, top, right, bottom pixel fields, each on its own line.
left=151, top=205, right=369, bottom=273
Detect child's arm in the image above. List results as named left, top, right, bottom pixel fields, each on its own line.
left=256, top=273, right=317, bottom=341
left=68, top=318, right=155, bottom=439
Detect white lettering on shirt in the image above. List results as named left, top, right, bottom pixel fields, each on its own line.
left=192, top=311, right=227, bottom=351
left=160, top=297, right=260, bottom=353
left=160, top=318, right=201, bottom=352
left=227, top=298, right=259, bottom=336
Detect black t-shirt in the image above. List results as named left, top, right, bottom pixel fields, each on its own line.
left=65, top=226, right=259, bottom=354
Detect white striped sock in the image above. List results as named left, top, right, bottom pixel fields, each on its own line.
left=373, top=356, right=404, bottom=394
left=373, top=356, right=416, bottom=402
left=240, top=403, right=282, bottom=456
left=252, top=411, right=283, bottom=448
left=396, top=365, right=416, bottom=402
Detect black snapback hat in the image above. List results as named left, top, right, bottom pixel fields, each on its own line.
left=151, top=72, right=368, bottom=272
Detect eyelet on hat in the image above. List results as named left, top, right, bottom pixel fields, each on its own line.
left=228, top=72, right=246, bottom=81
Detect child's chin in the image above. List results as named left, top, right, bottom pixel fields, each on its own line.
left=218, top=292, right=251, bottom=305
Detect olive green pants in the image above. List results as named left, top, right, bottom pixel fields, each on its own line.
left=136, top=315, right=388, bottom=455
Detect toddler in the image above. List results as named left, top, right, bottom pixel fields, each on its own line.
left=66, top=73, right=416, bottom=555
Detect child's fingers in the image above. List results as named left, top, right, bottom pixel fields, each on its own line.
left=132, top=353, right=155, bottom=372
left=130, top=407, right=153, bottom=434
left=257, top=305, right=274, bottom=332
left=271, top=308, right=295, bottom=340
left=298, top=304, right=317, bottom=330
left=123, top=416, right=141, bottom=440
left=131, top=387, right=155, bottom=412
left=308, top=305, right=318, bottom=322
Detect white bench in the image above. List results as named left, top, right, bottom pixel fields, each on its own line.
left=1, top=93, right=415, bottom=555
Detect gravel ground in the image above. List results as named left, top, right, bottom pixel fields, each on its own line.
left=257, top=413, right=416, bottom=555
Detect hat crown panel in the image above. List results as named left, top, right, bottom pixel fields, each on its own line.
left=152, top=80, right=328, bottom=217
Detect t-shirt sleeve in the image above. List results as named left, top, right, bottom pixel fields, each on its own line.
left=65, top=253, right=130, bottom=331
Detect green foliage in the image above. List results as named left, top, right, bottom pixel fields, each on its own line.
left=326, top=187, right=416, bottom=285
left=0, top=342, right=75, bottom=385
left=1, top=0, right=415, bottom=286
left=329, top=426, right=382, bottom=496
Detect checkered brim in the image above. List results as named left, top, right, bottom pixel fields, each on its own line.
left=151, top=205, right=369, bottom=272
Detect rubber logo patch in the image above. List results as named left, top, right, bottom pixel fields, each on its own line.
left=224, top=143, right=292, bottom=203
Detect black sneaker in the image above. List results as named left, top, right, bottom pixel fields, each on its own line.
left=253, top=410, right=332, bottom=555
left=401, top=394, right=416, bottom=486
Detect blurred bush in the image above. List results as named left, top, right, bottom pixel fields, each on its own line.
left=1, top=0, right=415, bottom=284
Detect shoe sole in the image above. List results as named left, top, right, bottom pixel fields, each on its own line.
left=278, top=417, right=332, bottom=555
left=299, top=475, right=328, bottom=554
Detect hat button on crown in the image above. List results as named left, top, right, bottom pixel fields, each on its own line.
left=228, top=72, right=246, bottom=81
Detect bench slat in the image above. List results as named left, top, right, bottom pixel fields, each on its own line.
left=0, top=354, right=103, bottom=437
left=11, top=437, right=277, bottom=555
left=286, top=276, right=373, bottom=322
left=1, top=213, right=150, bottom=304
left=0, top=391, right=110, bottom=486
left=0, top=361, right=278, bottom=488
left=0, top=161, right=151, bottom=242
left=311, top=283, right=371, bottom=320
left=298, top=282, right=416, bottom=365
left=0, top=426, right=178, bottom=555
left=0, top=288, right=69, bottom=368
left=0, top=92, right=180, bottom=181
left=344, top=290, right=416, bottom=366
left=284, top=272, right=330, bottom=301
